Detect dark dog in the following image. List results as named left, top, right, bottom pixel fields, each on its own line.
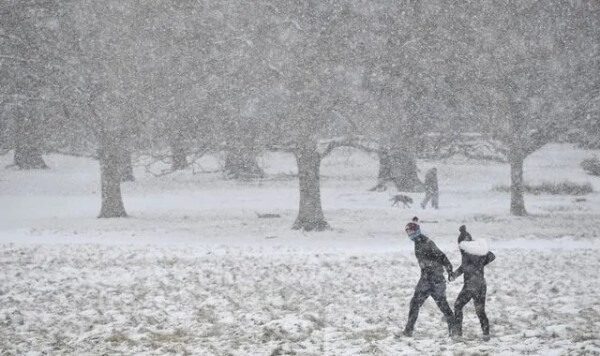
left=390, top=194, right=413, bottom=208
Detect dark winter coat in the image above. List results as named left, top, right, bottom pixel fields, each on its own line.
left=424, top=169, right=438, bottom=193
left=454, top=241, right=495, bottom=289
left=413, top=234, right=453, bottom=283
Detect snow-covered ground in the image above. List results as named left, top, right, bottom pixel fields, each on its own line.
left=1, top=144, right=599, bottom=355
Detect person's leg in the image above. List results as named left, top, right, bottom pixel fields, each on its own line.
left=430, top=281, right=456, bottom=336
left=421, top=192, right=431, bottom=209
left=432, top=191, right=439, bottom=209
left=404, top=278, right=430, bottom=336
left=453, top=287, right=473, bottom=337
left=473, top=284, right=489, bottom=339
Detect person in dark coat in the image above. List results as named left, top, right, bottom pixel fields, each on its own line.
left=449, top=225, right=496, bottom=340
left=402, top=217, right=455, bottom=337
left=421, top=167, right=439, bottom=209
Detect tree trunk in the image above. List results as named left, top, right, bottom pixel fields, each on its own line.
left=507, top=115, right=528, bottom=216
left=14, top=114, right=47, bottom=169
left=223, top=148, right=265, bottom=180
left=369, top=148, right=421, bottom=192
left=119, top=149, right=135, bottom=182
left=378, top=150, right=393, bottom=181
left=98, top=136, right=127, bottom=218
left=510, top=155, right=527, bottom=216
left=293, top=146, right=329, bottom=231
left=170, top=142, right=188, bottom=171
left=14, top=146, right=48, bottom=169
left=389, top=149, right=422, bottom=192
left=368, top=150, right=393, bottom=191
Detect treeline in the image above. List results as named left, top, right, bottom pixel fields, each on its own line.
left=1, top=0, right=598, bottom=227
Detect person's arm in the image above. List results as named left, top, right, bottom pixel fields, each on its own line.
left=449, top=261, right=463, bottom=281
left=484, top=251, right=496, bottom=265
left=429, top=241, right=453, bottom=275
left=450, top=251, right=465, bottom=280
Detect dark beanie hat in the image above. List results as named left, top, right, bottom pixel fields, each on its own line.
left=458, top=225, right=472, bottom=243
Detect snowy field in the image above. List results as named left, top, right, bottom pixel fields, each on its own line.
left=1, top=144, right=600, bottom=355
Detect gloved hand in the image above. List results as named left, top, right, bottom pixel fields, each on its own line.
left=448, top=272, right=456, bottom=282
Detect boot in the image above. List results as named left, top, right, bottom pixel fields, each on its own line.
left=482, top=333, right=490, bottom=341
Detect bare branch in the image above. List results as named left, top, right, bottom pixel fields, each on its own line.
left=318, top=135, right=380, bottom=158
left=139, top=146, right=212, bottom=177
left=524, top=125, right=556, bottom=156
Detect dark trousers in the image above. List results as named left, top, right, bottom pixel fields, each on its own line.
left=454, top=282, right=489, bottom=336
left=421, top=191, right=439, bottom=209
left=404, top=277, right=455, bottom=335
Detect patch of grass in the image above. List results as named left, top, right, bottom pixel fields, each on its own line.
left=151, top=328, right=188, bottom=344
left=357, top=327, right=388, bottom=342
left=195, top=307, right=219, bottom=323
left=106, top=330, right=134, bottom=344
left=270, top=344, right=298, bottom=356
left=572, top=333, right=598, bottom=342
left=581, top=156, right=600, bottom=176
left=200, top=324, right=224, bottom=338
left=303, top=313, right=326, bottom=329
left=493, top=181, right=593, bottom=195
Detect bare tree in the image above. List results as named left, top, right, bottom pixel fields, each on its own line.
left=12, top=106, right=48, bottom=169
left=358, top=1, right=471, bottom=192
left=0, top=0, right=69, bottom=169
left=252, top=1, right=371, bottom=231
left=466, top=0, right=600, bottom=215
left=63, top=0, right=154, bottom=218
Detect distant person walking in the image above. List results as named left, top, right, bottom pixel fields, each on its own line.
left=449, top=225, right=496, bottom=340
left=402, top=217, right=456, bottom=337
left=421, top=167, right=438, bottom=209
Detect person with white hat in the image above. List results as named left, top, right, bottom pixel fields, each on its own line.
left=449, top=225, right=496, bottom=340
